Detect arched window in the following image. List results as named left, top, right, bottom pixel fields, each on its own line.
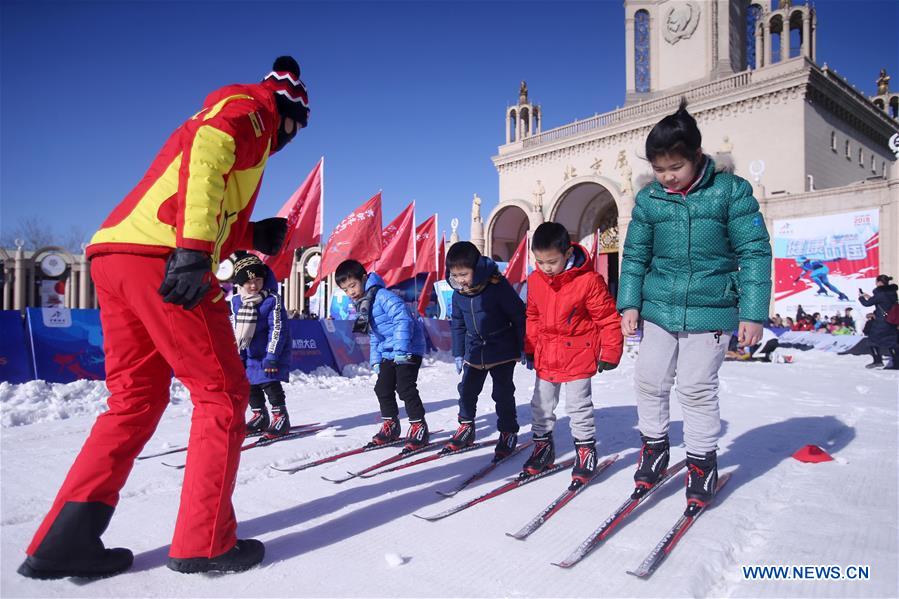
left=769, top=15, right=784, bottom=64
left=871, top=155, right=876, bottom=173
left=890, top=96, right=899, bottom=119
left=746, top=4, right=763, bottom=69
left=508, top=109, right=517, bottom=143
left=635, top=10, right=650, bottom=93
left=830, top=131, right=836, bottom=151
left=845, top=139, right=851, bottom=159
left=858, top=148, right=864, bottom=167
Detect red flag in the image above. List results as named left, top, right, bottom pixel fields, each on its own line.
left=307, top=193, right=382, bottom=295
left=414, top=221, right=441, bottom=317
left=263, top=158, right=323, bottom=279
left=372, top=202, right=416, bottom=287
left=504, top=234, right=528, bottom=285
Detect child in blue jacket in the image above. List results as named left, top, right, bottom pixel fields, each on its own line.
left=335, top=259, right=429, bottom=452
left=230, top=253, right=293, bottom=439
left=445, top=241, right=526, bottom=459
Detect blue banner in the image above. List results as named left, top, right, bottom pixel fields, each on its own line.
left=0, top=311, right=33, bottom=383
left=26, top=308, right=105, bottom=383
left=422, top=318, right=452, bottom=352
left=287, top=320, right=338, bottom=373
left=321, top=319, right=370, bottom=373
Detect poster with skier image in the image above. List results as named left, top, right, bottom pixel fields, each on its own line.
left=773, top=209, right=879, bottom=317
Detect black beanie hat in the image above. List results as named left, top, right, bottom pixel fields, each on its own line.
left=232, top=254, right=266, bottom=286
left=261, top=56, right=310, bottom=128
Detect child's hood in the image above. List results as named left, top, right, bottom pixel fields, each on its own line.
left=533, top=244, right=593, bottom=289
left=365, top=272, right=387, bottom=291
left=447, top=256, right=500, bottom=294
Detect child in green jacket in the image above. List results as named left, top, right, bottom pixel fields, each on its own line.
left=617, top=99, right=771, bottom=515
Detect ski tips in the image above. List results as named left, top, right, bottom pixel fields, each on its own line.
left=504, top=532, right=526, bottom=541
left=435, top=489, right=457, bottom=498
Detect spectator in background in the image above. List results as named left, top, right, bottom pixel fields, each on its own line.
left=784, top=317, right=795, bottom=329
left=840, top=307, right=856, bottom=332
left=859, top=275, right=899, bottom=370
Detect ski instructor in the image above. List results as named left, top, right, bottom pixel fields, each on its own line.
left=18, top=56, right=310, bottom=579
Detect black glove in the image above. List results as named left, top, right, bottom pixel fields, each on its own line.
left=253, top=217, right=288, bottom=255
left=157, top=248, right=212, bottom=310
left=597, top=361, right=618, bottom=373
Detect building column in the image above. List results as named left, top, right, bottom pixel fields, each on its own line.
left=780, top=15, right=790, bottom=62
left=624, top=12, right=636, bottom=94
left=754, top=22, right=763, bottom=68
left=505, top=111, right=511, bottom=144
left=801, top=14, right=810, bottom=59
left=13, top=243, right=25, bottom=311
left=763, top=19, right=771, bottom=66
left=536, top=111, right=542, bottom=133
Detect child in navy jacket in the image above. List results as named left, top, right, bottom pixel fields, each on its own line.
left=446, top=242, right=526, bottom=459
left=230, top=254, right=292, bottom=439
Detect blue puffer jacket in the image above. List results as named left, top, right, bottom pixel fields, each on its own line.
left=367, top=272, right=427, bottom=364
left=450, top=257, right=525, bottom=367
left=231, top=269, right=292, bottom=384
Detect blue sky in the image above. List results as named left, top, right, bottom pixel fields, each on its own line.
left=1, top=0, right=896, bottom=246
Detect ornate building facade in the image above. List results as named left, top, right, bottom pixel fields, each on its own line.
left=474, top=0, right=899, bottom=298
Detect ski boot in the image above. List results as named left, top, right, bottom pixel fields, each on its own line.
left=571, top=438, right=597, bottom=488
left=521, top=433, right=554, bottom=477
left=632, top=434, right=670, bottom=499
left=443, top=419, right=475, bottom=453
left=246, top=409, right=270, bottom=436
left=167, top=539, right=264, bottom=574
left=815, top=290, right=830, bottom=296
left=684, top=450, right=718, bottom=516
left=403, top=419, right=430, bottom=452
left=493, top=431, right=518, bottom=461
left=262, top=406, right=291, bottom=439
left=370, top=416, right=401, bottom=446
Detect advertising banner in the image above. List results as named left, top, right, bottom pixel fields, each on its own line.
left=27, top=308, right=105, bottom=383
left=421, top=318, right=452, bottom=353
left=321, top=319, right=370, bottom=373
left=773, top=209, right=879, bottom=318
left=287, top=320, right=338, bottom=373
left=0, top=311, right=32, bottom=383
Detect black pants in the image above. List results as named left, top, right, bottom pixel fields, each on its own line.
left=374, top=356, right=425, bottom=420
left=249, top=381, right=286, bottom=411
left=457, top=361, right=519, bottom=433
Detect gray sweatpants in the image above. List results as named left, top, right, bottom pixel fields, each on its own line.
left=634, top=321, right=730, bottom=454
left=530, top=376, right=595, bottom=441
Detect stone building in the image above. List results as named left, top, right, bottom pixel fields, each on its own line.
left=474, top=0, right=898, bottom=297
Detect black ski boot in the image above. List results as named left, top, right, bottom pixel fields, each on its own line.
left=521, top=433, right=554, bottom=477
left=263, top=406, right=290, bottom=439
left=18, top=501, right=133, bottom=580
left=167, top=539, right=265, bottom=574
left=370, top=416, right=400, bottom=446
left=403, top=419, right=430, bottom=452
left=633, top=434, right=670, bottom=499
left=571, top=438, right=597, bottom=488
left=685, top=450, right=718, bottom=516
left=246, top=409, right=269, bottom=435
left=494, top=431, right=518, bottom=461
left=444, top=419, right=475, bottom=452
left=866, top=348, right=884, bottom=369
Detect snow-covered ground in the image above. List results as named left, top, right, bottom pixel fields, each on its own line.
left=1, top=351, right=897, bottom=598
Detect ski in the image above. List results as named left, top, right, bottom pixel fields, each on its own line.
left=320, top=429, right=446, bottom=483
left=414, top=457, right=576, bottom=522
left=357, top=439, right=497, bottom=479
left=435, top=441, right=533, bottom=498
left=269, top=438, right=407, bottom=474
left=139, top=422, right=322, bottom=460
left=161, top=425, right=329, bottom=469
left=506, top=453, right=619, bottom=540
left=626, top=472, right=732, bottom=579
left=552, top=459, right=687, bottom=569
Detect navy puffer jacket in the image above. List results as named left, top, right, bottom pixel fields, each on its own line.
left=230, top=268, right=292, bottom=385
left=450, top=257, right=526, bottom=367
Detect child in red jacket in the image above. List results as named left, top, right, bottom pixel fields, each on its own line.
left=523, top=222, right=623, bottom=485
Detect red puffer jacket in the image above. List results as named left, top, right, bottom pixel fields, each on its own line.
left=525, top=245, right=623, bottom=383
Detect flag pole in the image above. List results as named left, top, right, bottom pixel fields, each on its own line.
left=412, top=200, right=418, bottom=305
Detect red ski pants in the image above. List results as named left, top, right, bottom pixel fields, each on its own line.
left=26, top=253, right=249, bottom=559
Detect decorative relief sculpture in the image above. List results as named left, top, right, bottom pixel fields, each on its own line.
left=664, top=2, right=701, bottom=45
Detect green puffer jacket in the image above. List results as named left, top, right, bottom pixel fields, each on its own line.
left=616, top=157, right=772, bottom=332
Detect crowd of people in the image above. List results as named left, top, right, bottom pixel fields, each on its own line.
left=768, top=306, right=857, bottom=335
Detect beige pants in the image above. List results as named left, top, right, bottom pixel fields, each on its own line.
left=634, top=321, right=730, bottom=454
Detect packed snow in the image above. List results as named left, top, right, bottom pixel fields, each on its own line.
left=1, top=351, right=897, bottom=598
